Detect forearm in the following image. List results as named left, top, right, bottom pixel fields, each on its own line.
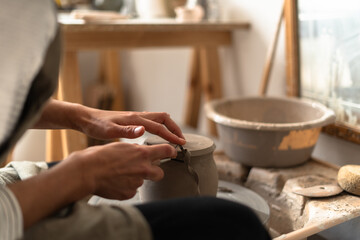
left=33, top=99, right=86, bottom=131
left=7, top=159, right=91, bottom=229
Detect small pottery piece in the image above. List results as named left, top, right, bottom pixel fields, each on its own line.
left=135, top=0, right=169, bottom=19
left=139, top=133, right=218, bottom=202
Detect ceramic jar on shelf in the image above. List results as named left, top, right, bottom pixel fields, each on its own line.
left=135, top=0, right=169, bottom=19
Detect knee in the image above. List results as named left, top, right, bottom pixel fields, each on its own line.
left=191, top=197, right=271, bottom=239
left=197, top=196, right=262, bottom=223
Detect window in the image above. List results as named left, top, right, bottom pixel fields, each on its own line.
left=285, top=0, right=360, bottom=144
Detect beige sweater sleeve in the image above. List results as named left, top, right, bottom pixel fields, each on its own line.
left=0, top=161, right=48, bottom=185
left=0, top=185, right=23, bottom=240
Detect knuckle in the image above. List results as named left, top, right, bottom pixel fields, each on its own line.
left=123, top=126, right=134, bottom=135
left=160, top=112, right=170, bottom=119
left=138, top=147, right=150, bottom=159
left=150, top=168, right=164, bottom=182
left=154, top=169, right=164, bottom=181
left=104, top=126, right=114, bottom=136
left=152, top=123, right=164, bottom=134
left=137, top=165, right=151, bottom=177
left=168, top=148, right=176, bottom=157
left=102, top=125, right=118, bottom=138
left=160, top=144, right=176, bottom=156
left=128, top=112, right=140, bottom=120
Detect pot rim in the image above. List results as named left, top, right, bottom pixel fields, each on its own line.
left=144, top=133, right=215, bottom=157
left=205, top=96, right=336, bottom=131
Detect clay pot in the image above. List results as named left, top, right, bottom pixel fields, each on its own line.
left=139, top=133, right=218, bottom=202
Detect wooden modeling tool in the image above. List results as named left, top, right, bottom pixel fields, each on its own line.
left=293, top=184, right=343, bottom=198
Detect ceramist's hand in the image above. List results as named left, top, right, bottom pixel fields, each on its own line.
left=78, top=107, right=186, bottom=145
left=68, top=141, right=177, bottom=200
left=8, top=141, right=177, bottom=229
left=34, top=99, right=186, bottom=145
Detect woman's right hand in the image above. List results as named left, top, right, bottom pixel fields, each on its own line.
left=66, top=142, right=177, bottom=200
left=8, top=141, right=176, bottom=229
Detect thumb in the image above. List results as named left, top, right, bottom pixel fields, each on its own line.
left=117, top=125, right=145, bottom=139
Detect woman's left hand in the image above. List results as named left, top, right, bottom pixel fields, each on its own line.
left=34, top=99, right=186, bottom=145
left=78, top=107, right=186, bottom=145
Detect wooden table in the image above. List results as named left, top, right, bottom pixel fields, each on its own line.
left=215, top=152, right=360, bottom=240
left=47, top=14, right=250, bottom=161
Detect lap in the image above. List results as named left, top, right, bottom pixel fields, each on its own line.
left=23, top=200, right=152, bottom=240
left=136, top=196, right=271, bottom=240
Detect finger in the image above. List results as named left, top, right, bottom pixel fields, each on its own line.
left=113, top=113, right=185, bottom=145
left=127, top=177, right=144, bottom=189
left=138, top=118, right=186, bottom=145
left=113, top=125, right=145, bottom=139
left=161, top=115, right=185, bottom=140
left=145, top=144, right=177, bottom=161
left=145, top=165, right=164, bottom=182
left=141, top=112, right=186, bottom=140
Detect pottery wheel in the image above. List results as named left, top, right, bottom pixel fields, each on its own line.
left=217, top=180, right=269, bottom=224
left=89, top=180, right=270, bottom=224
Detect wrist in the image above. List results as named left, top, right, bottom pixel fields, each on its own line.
left=67, top=103, right=91, bottom=133
left=34, top=99, right=90, bottom=131
left=7, top=157, right=92, bottom=228
left=63, top=150, right=97, bottom=197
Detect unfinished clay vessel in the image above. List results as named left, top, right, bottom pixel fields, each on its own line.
left=139, top=133, right=218, bottom=202
left=205, top=96, right=335, bottom=167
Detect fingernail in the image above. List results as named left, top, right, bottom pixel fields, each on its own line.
left=134, top=126, right=143, bottom=134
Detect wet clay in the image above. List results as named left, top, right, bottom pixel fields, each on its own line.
left=139, top=133, right=218, bottom=202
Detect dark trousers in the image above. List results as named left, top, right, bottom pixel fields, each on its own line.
left=136, top=196, right=271, bottom=240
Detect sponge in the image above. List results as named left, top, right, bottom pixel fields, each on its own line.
left=337, top=165, right=360, bottom=196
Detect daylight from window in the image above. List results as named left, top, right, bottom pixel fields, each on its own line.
left=299, top=0, right=360, bottom=127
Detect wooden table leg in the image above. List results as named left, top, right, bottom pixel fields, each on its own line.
left=184, top=48, right=202, bottom=129
left=199, top=46, right=223, bottom=136
left=99, top=50, right=125, bottom=111
left=0, top=148, right=14, bottom=167
left=46, top=51, right=88, bottom=161
left=46, top=129, right=63, bottom=162
left=46, top=85, right=65, bottom=162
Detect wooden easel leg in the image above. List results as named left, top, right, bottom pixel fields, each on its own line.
left=199, top=46, right=223, bottom=136
left=99, top=50, right=125, bottom=111
left=46, top=84, right=63, bottom=162
left=57, top=51, right=88, bottom=158
left=1, top=148, right=15, bottom=167
left=46, top=129, right=63, bottom=162
left=184, top=48, right=202, bottom=129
